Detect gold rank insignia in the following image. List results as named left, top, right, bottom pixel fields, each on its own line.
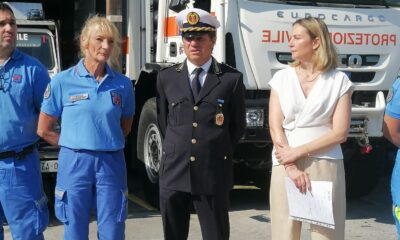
left=187, top=12, right=200, bottom=25
left=215, top=112, right=224, bottom=126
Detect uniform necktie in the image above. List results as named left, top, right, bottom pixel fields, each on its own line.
left=191, top=67, right=203, bottom=98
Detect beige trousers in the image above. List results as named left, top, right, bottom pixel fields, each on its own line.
left=270, top=158, right=346, bottom=240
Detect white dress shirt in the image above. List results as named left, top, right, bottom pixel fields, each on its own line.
left=186, top=58, right=212, bottom=87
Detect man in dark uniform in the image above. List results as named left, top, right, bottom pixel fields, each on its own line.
left=157, top=8, right=246, bottom=240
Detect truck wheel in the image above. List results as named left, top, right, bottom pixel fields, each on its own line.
left=137, top=98, right=161, bottom=208
left=343, top=139, right=386, bottom=198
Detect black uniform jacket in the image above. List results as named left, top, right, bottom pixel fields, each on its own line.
left=156, top=58, right=246, bottom=195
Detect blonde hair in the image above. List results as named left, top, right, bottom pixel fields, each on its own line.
left=79, top=15, right=121, bottom=70
left=290, top=17, right=338, bottom=72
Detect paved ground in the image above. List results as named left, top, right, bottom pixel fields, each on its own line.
left=3, top=175, right=397, bottom=239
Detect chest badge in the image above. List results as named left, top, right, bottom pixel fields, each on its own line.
left=69, top=93, right=89, bottom=102
left=111, top=91, right=122, bottom=106
left=215, top=99, right=224, bottom=127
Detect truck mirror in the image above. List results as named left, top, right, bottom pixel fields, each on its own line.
left=169, top=0, right=189, bottom=13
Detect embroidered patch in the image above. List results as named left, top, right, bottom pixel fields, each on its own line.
left=69, top=93, right=89, bottom=102
left=12, top=73, right=22, bottom=83
left=387, top=87, right=394, bottom=103
left=43, top=84, right=51, bottom=99
left=111, top=91, right=122, bottom=106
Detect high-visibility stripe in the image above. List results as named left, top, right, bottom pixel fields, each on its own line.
left=165, top=16, right=179, bottom=37
left=127, top=193, right=157, bottom=211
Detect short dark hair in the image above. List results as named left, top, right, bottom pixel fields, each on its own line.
left=0, top=3, right=14, bottom=15
left=207, top=31, right=216, bottom=39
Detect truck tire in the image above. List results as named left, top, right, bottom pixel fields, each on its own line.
left=343, top=139, right=386, bottom=198
left=137, top=98, right=161, bottom=208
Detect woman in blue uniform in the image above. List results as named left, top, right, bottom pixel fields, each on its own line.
left=37, top=15, right=134, bottom=240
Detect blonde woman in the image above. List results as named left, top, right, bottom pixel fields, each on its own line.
left=268, top=17, right=353, bottom=240
left=37, top=15, right=134, bottom=239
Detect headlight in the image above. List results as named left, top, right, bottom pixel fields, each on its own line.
left=246, top=108, right=264, bottom=128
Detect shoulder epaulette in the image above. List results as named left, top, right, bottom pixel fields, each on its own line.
left=160, top=62, right=181, bottom=71
left=221, top=62, right=238, bottom=71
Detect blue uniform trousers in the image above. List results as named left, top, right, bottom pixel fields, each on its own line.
left=54, top=147, right=128, bottom=240
left=0, top=150, right=49, bottom=240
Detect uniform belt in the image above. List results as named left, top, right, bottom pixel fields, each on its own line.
left=0, top=143, right=37, bottom=160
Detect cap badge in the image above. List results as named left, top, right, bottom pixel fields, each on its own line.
left=187, top=12, right=200, bottom=26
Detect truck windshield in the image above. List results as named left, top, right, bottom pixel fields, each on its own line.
left=255, top=0, right=400, bottom=7
left=16, top=32, right=55, bottom=70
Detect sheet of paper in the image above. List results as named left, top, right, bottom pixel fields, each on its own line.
left=285, top=177, right=335, bottom=229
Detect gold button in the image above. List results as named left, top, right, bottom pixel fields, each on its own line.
left=193, top=106, right=199, bottom=111
left=192, top=122, right=198, bottom=127
left=191, top=139, right=197, bottom=144
left=224, top=156, right=227, bottom=160
left=190, top=156, right=196, bottom=162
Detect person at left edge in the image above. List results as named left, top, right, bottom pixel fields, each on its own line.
left=0, top=2, right=50, bottom=240
left=37, top=15, right=135, bottom=240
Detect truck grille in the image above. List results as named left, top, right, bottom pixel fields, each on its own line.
left=276, top=53, right=379, bottom=82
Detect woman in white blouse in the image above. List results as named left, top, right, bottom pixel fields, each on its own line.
left=268, top=17, right=353, bottom=240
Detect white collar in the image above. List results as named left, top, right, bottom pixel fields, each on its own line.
left=0, top=57, right=11, bottom=68
left=187, top=58, right=212, bottom=75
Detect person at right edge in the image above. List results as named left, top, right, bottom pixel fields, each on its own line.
left=268, top=17, right=353, bottom=240
left=383, top=78, right=400, bottom=239
left=156, top=8, right=246, bottom=240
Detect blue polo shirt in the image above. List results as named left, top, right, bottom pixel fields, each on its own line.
left=0, top=49, right=50, bottom=152
left=386, top=78, right=400, bottom=205
left=41, top=59, right=135, bottom=151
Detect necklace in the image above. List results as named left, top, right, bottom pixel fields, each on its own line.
left=296, top=67, right=321, bottom=83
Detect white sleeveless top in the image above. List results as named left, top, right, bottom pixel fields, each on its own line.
left=269, top=67, right=353, bottom=166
